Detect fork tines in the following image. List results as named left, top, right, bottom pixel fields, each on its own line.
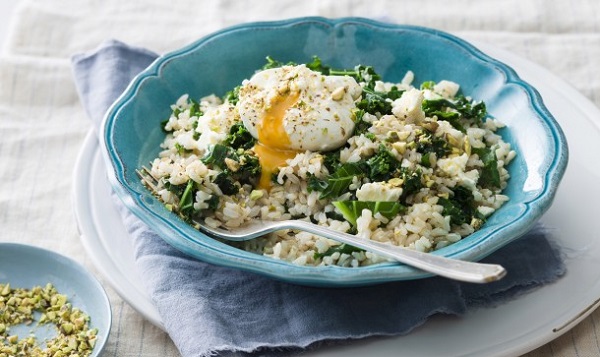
left=136, top=165, right=161, bottom=194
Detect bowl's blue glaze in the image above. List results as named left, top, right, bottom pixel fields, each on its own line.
left=101, top=17, right=568, bottom=287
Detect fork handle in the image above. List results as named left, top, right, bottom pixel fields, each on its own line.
left=289, top=220, right=506, bottom=283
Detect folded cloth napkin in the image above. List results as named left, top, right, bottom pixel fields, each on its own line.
left=71, top=40, right=566, bottom=357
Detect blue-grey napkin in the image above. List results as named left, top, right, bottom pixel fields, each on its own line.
left=72, top=40, right=566, bottom=357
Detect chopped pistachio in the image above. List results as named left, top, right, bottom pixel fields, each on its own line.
left=0, top=282, right=98, bottom=356
left=464, top=136, right=472, bottom=156
left=388, top=178, right=404, bottom=187
left=61, top=322, right=74, bottom=335
left=249, top=189, right=264, bottom=200
left=421, top=120, right=439, bottom=133
left=391, top=141, right=407, bottom=155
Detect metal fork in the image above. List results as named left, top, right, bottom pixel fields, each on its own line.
left=136, top=166, right=506, bottom=283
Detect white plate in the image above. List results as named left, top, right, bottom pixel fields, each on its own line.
left=72, top=43, right=600, bottom=356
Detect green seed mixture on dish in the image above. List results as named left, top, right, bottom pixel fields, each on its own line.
left=144, top=56, right=516, bottom=267
left=0, top=283, right=98, bottom=357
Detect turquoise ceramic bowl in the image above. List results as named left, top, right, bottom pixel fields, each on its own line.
left=101, top=17, right=568, bottom=287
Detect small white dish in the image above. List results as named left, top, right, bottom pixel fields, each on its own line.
left=0, top=243, right=111, bottom=356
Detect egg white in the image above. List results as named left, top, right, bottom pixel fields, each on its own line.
left=237, top=64, right=361, bottom=152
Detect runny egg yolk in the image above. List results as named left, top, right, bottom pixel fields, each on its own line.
left=254, top=91, right=300, bottom=190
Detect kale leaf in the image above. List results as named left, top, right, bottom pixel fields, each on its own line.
left=415, top=131, right=450, bottom=167
left=223, top=85, right=241, bottom=105
left=420, top=81, right=436, bottom=90
left=356, top=87, right=393, bottom=115
left=261, top=55, right=328, bottom=73
left=314, top=243, right=364, bottom=259
left=163, top=180, right=187, bottom=197
left=201, top=144, right=233, bottom=169
left=189, top=98, right=203, bottom=118
left=307, top=173, right=328, bottom=193
left=351, top=109, right=371, bottom=137
left=305, top=56, right=330, bottom=74
left=235, top=153, right=261, bottom=185
left=438, top=185, right=482, bottom=226
left=213, top=172, right=239, bottom=195
left=454, top=96, right=487, bottom=123
left=332, top=200, right=406, bottom=227
left=399, top=167, right=424, bottom=203
left=178, top=180, right=196, bottom=218
left=366, top=145, right=400, bottom=181
left=201, top=143, right=261, bottom=188
left=315, top=163, right=366, bottom=199
left=322, top=150, right=342, bottom=173
left=422, top=95, right=487, bottom=132
left=262, top=56, right=294, bottom=70
left=472, top=147, right=501, bottom=189
left=226, top=122, right=256, bottom=150
left=329, top=64, right=381, bottom=89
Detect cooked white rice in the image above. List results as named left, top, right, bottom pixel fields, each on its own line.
left=145, top=64, right=515, bottom=268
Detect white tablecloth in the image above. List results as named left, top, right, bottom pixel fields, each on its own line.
left=1, top=1, right=599, bottom=356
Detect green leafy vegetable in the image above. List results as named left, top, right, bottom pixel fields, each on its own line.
left=226, top=122, right=256, bottom=150
left=206, top=195, right=220, bottom=210
left=420, top=81, right=436, bottom=90
left=163, top=180, right=186, bottom=197
left=305, top=56, right=330, bottom=74
left=332, top=201, right=406, bottom=227
left=351, top=109, right=371, bottom=137
left=189, top=98, right=203, bottom=118
left=415, top=131, right=450, bottom=167
left=178, top=180, right=196, bottom=216
left=160, top=118, right=170, bottom=132
left=201, top=143, right=261, bottom=188
left=314, top=243, right=364, bottom=259
left=366, top=145, right=400, bottom=181
left=213, top=172, right=239, bottom=195
left=234, top=153, right=261, bottom=185
left=399, top=167, right=424, bottom=202
left=356, top=87, right=393, bottom=115
left=174, top=142, right=186, bottom=156
left=472, top=147, right=501, bottom=189
left=329, top=64, right=404, bottom=115
left=322, top=150, right=342, bottom=173
left=163, top=179, right=204, bottom=221
left=315, top=163, right=365, bottom=199
left=201, top=144, right=234, bottom=169
left=438, top=186, right=482, bottom=226
left=422, top=95, right=487, bottom=132
left=386, top=86, right=404, bottom=101
left=454, top=96, right=487, bottom=123
left=329, top=64, right=381, bottom=89
left=307, top=173, right=328, bottom=193
left=262, top=56, right=291, bottom=70
left=224, top=85, right=241, bottom=105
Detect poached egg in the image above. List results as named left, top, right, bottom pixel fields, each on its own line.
left=237, top=64, right=362, bottom=189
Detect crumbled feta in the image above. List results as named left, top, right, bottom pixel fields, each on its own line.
left=433, top=80, right=460, bottom=98
left=356, top=182, right=404, bottom=202
left=392, top=88, right=425, bottom=123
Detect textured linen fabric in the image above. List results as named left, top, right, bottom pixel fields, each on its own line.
left=71, top=38, right=565, bottom=357
left=2, top=0, right=600, bottom=356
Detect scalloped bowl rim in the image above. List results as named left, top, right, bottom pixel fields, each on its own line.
left=100, top=17, right=568, bottom=286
